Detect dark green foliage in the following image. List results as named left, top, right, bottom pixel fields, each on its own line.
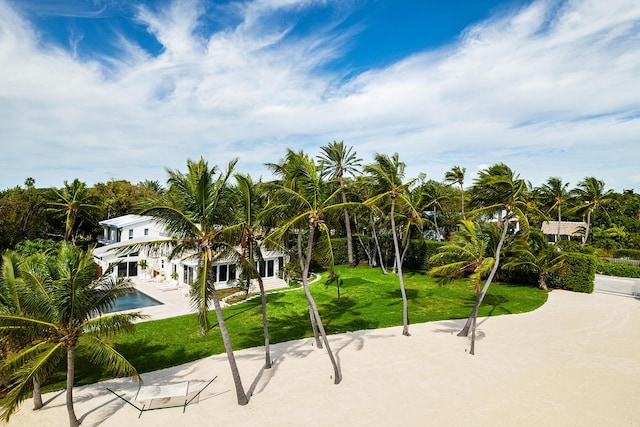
left=613, top=249, right=640, bottom=260
left=331, top=237, right=362, bottom=265
left=597, top=261, right=640, bottom=278
left=421, top=240, right=446, bottom=269
left=14, top=239, right=61, bottom=257
left=552, top=252, right=597, bottom=293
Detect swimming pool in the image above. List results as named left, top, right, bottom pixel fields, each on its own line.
left=107, top=289, right=163, bottom=313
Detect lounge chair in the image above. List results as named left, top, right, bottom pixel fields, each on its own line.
left=107, top=376, right=217, bottom=418
left=156, top=280, right=179, bottom=291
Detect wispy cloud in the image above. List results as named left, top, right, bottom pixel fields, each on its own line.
left=0, top=0, right=638, bottom=191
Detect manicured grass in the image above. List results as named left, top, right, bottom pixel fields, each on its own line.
left=44, top=266, right=547, bottom=391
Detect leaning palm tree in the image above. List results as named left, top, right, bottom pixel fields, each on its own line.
left=0, top=244, right=143, bottom=427
left=569, top=177, right=614, bottom=246
left=364, top=153, right=424, bottom=336
left=136, top=157, right=249, bottom=405
left=318, top=141, right=362, bottom=268
left=458, top=163, right=533, bottom=354
left=266, top=149, right=324, bottom=347
left=444, top=165, right=466, bottom=220
left=264, top=154, right=348, bottom=384
left=537, top=177, right=571, bottom=242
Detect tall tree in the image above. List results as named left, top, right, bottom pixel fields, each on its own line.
left=318, top=141, right=362, bottom=268
left=265, top=154, right=347, bottom=384
left=48, top=179, right=101, bottom=244
left=136, top=158, right=249, bottom=405
left=537, top=177, right=571, bottom=241
left=364, top=153, right=424, bottom=336
left=444, top=165, right=466, bottom=220
left=570, top=177, right=614, bottom=246
left=0, top=244, right=143, bottom=426
left=459, top=163, right=532, bottom=354
left=230, top=173, right=272, bottom=369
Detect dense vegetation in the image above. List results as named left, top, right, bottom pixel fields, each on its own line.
left=2, top=144, right=639, bottom=424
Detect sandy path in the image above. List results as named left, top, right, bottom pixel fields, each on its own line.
left=4, top=290, right=639, bottom=427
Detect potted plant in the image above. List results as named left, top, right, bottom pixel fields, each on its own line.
left=138, top=259, right=149, bottom=279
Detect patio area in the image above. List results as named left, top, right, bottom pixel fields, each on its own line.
left=126, top=276, right=290, bottom=321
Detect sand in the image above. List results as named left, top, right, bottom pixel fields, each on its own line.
left=4, top=290, right=639, bottom=427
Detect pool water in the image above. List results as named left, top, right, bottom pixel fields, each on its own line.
left=107, top=289, right=163, bottom=313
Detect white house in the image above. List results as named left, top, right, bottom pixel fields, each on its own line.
left=93, top=214, right=287, bottom=289
left=540, top=221, right=587, bottom=244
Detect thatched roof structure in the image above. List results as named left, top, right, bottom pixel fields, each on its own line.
left=541, top=221, right=587, bottom=237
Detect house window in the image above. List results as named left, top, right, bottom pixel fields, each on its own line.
left=219, top=265, right=228, bottom=282
left=128, top=229, right=133, bottom=239
left=267, top=260, right=274, bottom=277
left=144, top=228, right=149, bottom=236
left=229, top=264, right=236, bottom=281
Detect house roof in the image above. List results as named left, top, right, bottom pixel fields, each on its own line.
left=99, top=214, right=155, bottom=228
left=541, top=221, right=587, bottom=236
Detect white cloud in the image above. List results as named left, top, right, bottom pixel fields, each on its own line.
left=0, top=0, right=638, bottom=192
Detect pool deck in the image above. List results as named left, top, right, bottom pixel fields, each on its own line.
left=128, top=277, right=290, bottom=320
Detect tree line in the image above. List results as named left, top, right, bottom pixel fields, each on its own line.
left=2, top=142, right=640, bottom=426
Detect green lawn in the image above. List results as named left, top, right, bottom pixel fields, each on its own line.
left=46, top=266, right=547, bottom=391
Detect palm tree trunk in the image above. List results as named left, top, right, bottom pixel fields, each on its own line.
left=457, top=214, right=510, bottom=354
left=371, top=215, right=387, bottom=274
left=257, top=278, right=272, bottom=369
left=303, top=223, right=342, bottom=384
left=66, top=346, right=79, bottom=427
left=460, top=183, right=466, bottom=220
left=299, top=231, right=322, bottom=347
left=32, top=378, right=43, bottom=410
left=557, top=206, right=562, bottom=242
left=340, top=177, right=355, bottom=268
left=210, top=288, right=249, bottom=405
left=390, top=198, right=410, bottom=336
left=582, top=209, right=592, bottom=247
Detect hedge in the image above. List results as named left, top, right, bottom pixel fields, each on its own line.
left=554, top=252, right=598, bottom=293
left=613, top=249, right=640, bottom=260
left=597, top=261, right=640, bottom=278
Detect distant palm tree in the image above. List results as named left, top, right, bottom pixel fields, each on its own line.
left=48, top=179, right=101, bottom=244
left=0, top=244, right=143, bottom=427
left=136, top=158, right=250, bottom=405
left=444, top=166, right=466, bottom=220
left=537, top=177, right=570, bottom=241
left=318, top=141, right=362, bottom=268
left=570, top=177, right=614, bottom=246
left=365, top=153, right=424, bottom=336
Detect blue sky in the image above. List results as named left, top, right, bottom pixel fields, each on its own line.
left=1, top=0, right=639, bottom=192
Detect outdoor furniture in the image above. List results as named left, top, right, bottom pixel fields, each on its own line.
left=106, top=376, right=217, bottom=418
left=156, top=280, right=179, bottom=291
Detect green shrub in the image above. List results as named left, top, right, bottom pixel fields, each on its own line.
left=554, top=252, right=597, bottom=293
left=330, top=237, right=362, bottom=265
left=613, top=249, right=640, bottom=260
left=597, top=261, right=640, bottom=278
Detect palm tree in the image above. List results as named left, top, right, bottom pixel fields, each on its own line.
left=421, top=180, right=450, bottom=240
left=537, top=177, right=570, bottom=241
left=0, top=244, right=143, bottom=426
left=48, top=179, right=101, bottom=244
left=230, top=173, right=271, bottom=369
left=503, top=234, right=566, bottom=291
left=136, top=157, right=249, bottom=405
left=266, top=149, right=324, bottom=347
left=0, top=251, right=45, bottom=411
left=264, top=154, right=347, bottom=384
left=444, top=166, right=466, bottom=220
left=570, top=177, right=614, bottom=246
left=428, top=220, right=495, bottom=293
left=459, top=163, right=532, bottom=354
left=318, top=141, right=362, bottom=268
left=364, top=153, right=424, bottom=336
